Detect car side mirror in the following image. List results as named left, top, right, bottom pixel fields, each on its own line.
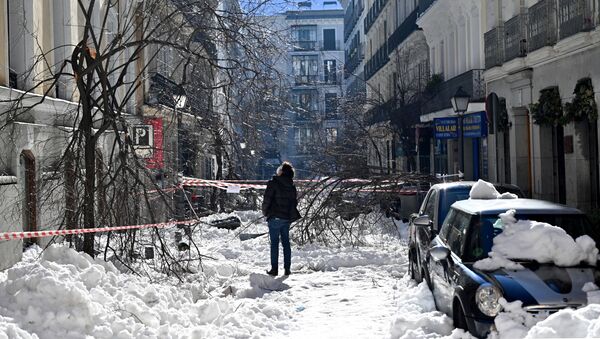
left=413, top=215, right=433, bottom=227
left=430, top=245, right=450, bottom=261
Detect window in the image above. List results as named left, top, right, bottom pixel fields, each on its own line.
left=323, top=60, right=337, bottom=84
left=326, top=128, right=338, bottom=143
left=292, top=25, right=317, bottom=50
left=292, top=55, right=319, bottom=84
left=324, top=93, right=338, bottom=118
left=323, top=29, right=336, bottom=50
left=294, top=91, right=318, bottom=111
left=423, top=189, right=437, bottom=221
left=446, top=211, right=471, bottom=257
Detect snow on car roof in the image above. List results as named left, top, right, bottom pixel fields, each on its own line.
left=451, top=198, right=583, bottom=215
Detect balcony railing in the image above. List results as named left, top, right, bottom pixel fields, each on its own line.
left=319, top=40, right=342, bottom=51
left=504, top=14, right=528, bottom=62
left=421, top=69, right=485, bottom=114
left=558, top=0, right=595, bottom=39
left=294, top=75, right=319, bottom=85
left=485, top=0, right=598, bottom=68
left=364, top=42, right=389, bottom=80
left=344, top=43, right=365, bottom=77
left=344, top=0, right=365, bottom=41
left=363, top=0, right=389, bottom=35
left=387, top=8, right=419, bottom=53
left=292, top=41, right=317, bottom=51
left=484, top=26, right=504, bottom=69
left=528, top=0, right=557, bottom=51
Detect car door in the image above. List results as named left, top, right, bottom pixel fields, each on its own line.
left=430, top=209, right=470, bottom=314
left=417, top=189, right=438, bottom=271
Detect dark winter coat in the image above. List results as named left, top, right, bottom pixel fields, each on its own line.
left=262, top=176, right=301, bottom=222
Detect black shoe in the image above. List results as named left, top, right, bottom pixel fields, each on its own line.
left=284, top=269, right=291, bottom=276
left=266, top=269, right=278, bottom=276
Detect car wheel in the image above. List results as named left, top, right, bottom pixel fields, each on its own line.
left=422, top=267, right=432, bottom=290
left=453, top=301, right=469, bottom=332
left=409, top=252, right=423, bottom=283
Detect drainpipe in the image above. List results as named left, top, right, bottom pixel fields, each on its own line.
left=527, top=108, right=533, bottom=198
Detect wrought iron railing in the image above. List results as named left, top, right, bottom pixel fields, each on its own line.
left=364, top=42, right=389, bottom=80
left=344, top=0, right=365, bottom=41
left=294, top=75, right=319, bottom=85
left=528, top=0, right=558, bottom=51
left=292, top=41, right=317, bottom=51
left=345, top=43, right=365, bottom=76
left=387, top=8, right=419, bottom=53
left=319, top=40, right=342, bottom=51
left=363, top=0, right=389, bottom=35
left=504, top=14, right=528, bottom=62
left=484, top=26, right=504, bottom=69
left=558, top=0, right=595, bottom=39
left=421, top=69, right=485, bottom=114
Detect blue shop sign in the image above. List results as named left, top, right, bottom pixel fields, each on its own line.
left=434, top=117, right=458, bottom=139
left=463, top=111, right=488, bottom=138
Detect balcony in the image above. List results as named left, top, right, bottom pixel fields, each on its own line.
left=364, top=42, right=389, bottom=80
left=319, top=40, right=342, bottom=51
left=344, top=0, right=365, bottom=41
left=294, top=75, right=319, bottom=85
left=295, top=109, right=319, bottom=121
left=292, top=41, right=317, bottom=51
left=485, top=0, right=598, bottom=68
left=421, top=69, right=485, bottom=114
left=558, top=0, right=595, bottom=39
left=387, top=8, right=419, bottom=53
left=344, top=43, right=365, bottom=77
left=504, top=14, right=528, bottom=62
left=528, top=0, right=558, bottom=51
left=363, top=0, right=389, bottom=35
left=484, top=26, right=504, bottom=69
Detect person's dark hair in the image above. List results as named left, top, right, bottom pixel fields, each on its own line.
left=277, top=161, right=295, bottom=179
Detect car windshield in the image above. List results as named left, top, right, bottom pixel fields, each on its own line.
left=464, top=213, right=599, bottom=262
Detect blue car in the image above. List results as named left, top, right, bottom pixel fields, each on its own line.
left=415, top=199, right=600, bottom=338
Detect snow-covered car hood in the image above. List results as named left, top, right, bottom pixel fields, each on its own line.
left=475, top=264, right=597, bottom=308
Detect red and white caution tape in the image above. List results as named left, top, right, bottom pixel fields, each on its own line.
left=0, top=219, right=197, bottom=241
left=180, top=177, right=266, bottom=190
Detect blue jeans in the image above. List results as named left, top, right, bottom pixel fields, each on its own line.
left=268, top=217, right=291, bottom=271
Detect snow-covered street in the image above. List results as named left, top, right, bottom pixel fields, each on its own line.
left=1, top=210, right=600, bottom=338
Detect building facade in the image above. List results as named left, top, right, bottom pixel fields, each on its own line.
left=268, top=1, right=345, bottom=177
left=415, top=0, right=488, bottom=180
left=483, top=0, right=600, bottom=211
left=362, top=0, right=429, bottom=174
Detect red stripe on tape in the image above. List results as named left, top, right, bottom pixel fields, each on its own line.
left=0, top=219, right=198, bottom=241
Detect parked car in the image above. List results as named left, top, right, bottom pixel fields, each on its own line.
left=415, top=199, right=600, bottom=338
left=381, top=182, right=430, bottom=222
left=408, top=182, right=523, bottom=284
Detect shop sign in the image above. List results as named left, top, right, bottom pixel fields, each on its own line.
left=463, top=111, right=488, bottom=138
left=434, top=117, right=458, bottom=139
left=145, top=118, right=164, bottom=169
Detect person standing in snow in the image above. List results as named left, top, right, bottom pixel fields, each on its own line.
left=262, top=161, right=301, bottom=276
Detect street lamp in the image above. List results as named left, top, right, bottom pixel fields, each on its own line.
left=450, top=86, right=470, bottom=175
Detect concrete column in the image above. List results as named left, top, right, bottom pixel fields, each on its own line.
left=0, top=0, right=8, bottom=86
left=509, top=107, right=531, bottom=196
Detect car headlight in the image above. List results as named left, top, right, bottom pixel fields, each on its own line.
left=476, top=284, right=503, bottom=317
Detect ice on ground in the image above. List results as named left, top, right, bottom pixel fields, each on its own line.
left=474, top=209, right=598, bottom=271
left=469, top=179, right=518, bottom=200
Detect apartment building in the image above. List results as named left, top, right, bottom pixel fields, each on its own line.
left=266, top=1, right=345, bottom=177
left=483, top=0, right=600, bottom=210
left=362, top=0, right=428, bottom=173
left=415, top=0, right=487, bottom=179
left=0, top=0, right=221, bottom=269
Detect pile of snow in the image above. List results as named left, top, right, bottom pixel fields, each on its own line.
left=469, top=180, right=518, bottom=200
left=493, top=297, right=600, bottom=339
left=475, top=209, right=598, bottom=271
left=389, top=277, right=455, bottom=339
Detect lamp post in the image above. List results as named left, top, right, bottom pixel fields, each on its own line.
left=450, top=86, right=470, bottom=175
left=174, top=94, right=187, bottom=174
